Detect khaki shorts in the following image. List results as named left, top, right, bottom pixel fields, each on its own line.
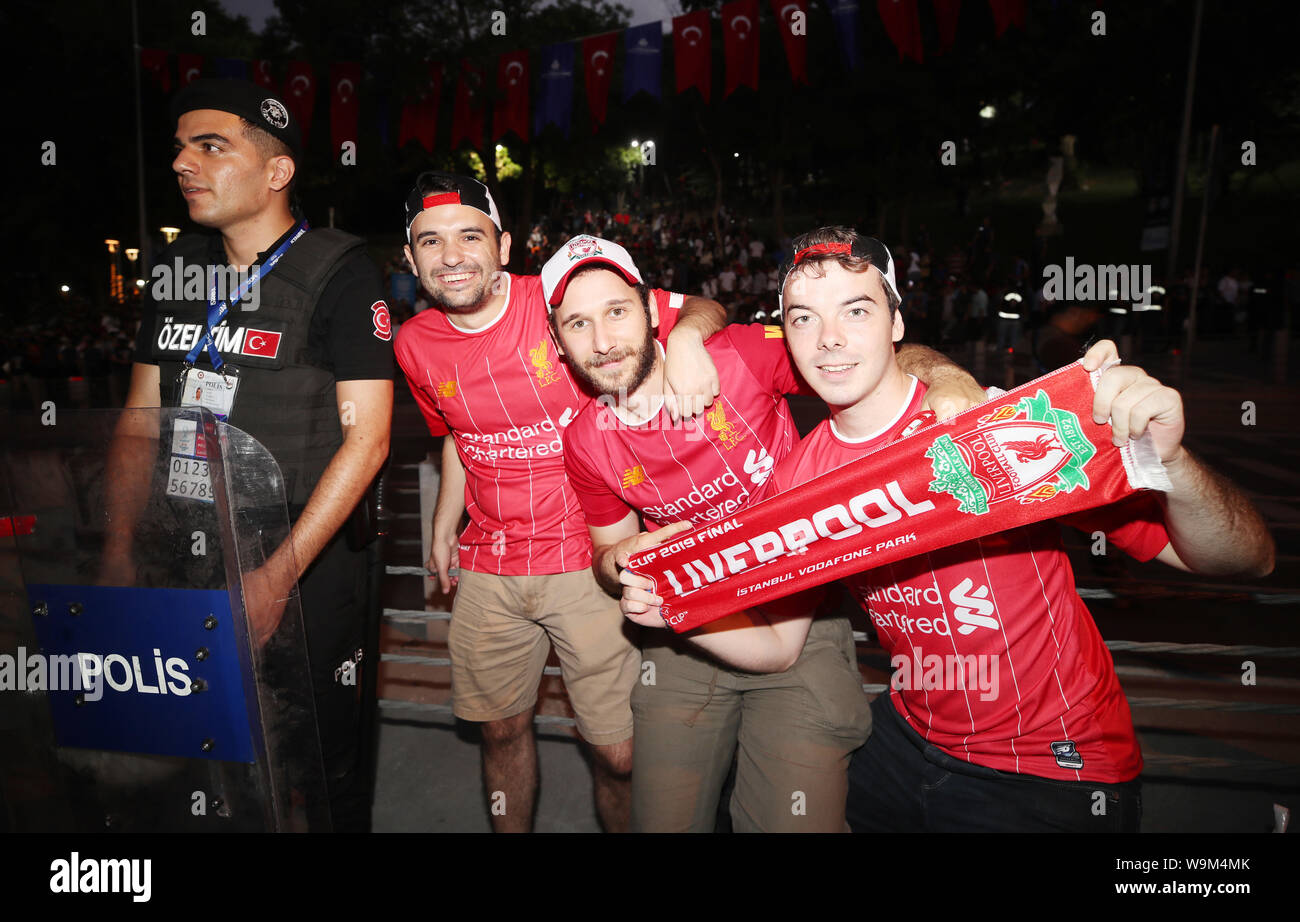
left=448, top=567, right=638, bottom=746
left=631, top=614, right=872, bottom=833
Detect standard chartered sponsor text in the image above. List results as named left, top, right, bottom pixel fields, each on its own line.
left=459, top=418, right=564, bottom=461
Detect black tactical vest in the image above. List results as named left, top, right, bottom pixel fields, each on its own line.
left=148, top=229, right=365, bottom=509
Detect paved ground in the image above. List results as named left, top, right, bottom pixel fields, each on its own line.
left=370, top=332, right=1300, bottom=832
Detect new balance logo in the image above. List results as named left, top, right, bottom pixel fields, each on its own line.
left=1051, top=740, right=1084, bottom=770
left=622, top=465, right=646, bottom=488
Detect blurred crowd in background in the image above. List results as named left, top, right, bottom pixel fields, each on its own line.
left=5, top=203, right=1294, bottom=413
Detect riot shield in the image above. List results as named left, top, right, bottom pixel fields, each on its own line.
left=0, top=407, right=330, bottom=832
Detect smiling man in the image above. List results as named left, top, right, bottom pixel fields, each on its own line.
left=621, top=226, right=1274, bottom=832
left=548, top=235, right=870, bottom=832
left=111, top=79, right=394, bottom=832
left=393, top=176, right=727, bottom=832
left=548, top=234, right=988, bottom=832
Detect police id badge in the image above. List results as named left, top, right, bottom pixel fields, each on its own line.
left=166, top=412, right=216, bottom=504
left=177, top=365, right=241, bottom=421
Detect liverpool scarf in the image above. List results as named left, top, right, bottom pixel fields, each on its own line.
left=627, top=361, right=1172, bottom=633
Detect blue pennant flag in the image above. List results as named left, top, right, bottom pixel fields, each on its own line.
left=828, top=0, right=860, bottom=72
left=623, top=21, right=662, bottom=101
left=535, top=42, right=575, bottom=138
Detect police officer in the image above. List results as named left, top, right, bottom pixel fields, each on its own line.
left=112, top=79, right=393, bottom=831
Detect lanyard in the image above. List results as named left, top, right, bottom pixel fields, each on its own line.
left=184, top=220, right=309, bottom=370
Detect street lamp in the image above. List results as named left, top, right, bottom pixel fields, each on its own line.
left=105, top=239, right=123, bottom=302
left=979, top=105, right=996, bottom=120
left=160, top=226, right=181, bottom=245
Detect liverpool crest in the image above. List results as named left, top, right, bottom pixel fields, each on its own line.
left=706, top=401, right=745, bottom=450
left=529, top=338, right=561, bottom=386
left=567, top=236, right=602, bottom=261
left=925, top=390, right=1095, bottom=515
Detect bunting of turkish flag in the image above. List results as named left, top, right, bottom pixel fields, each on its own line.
left=673, top=10, right=712, bottom=103
left=330, top=62, right=361, bottom=157
left=398, top=62, right=443, bottom=153
left=722, top=0, right=760, bottom=97
left=877, top=0, right=924, bottom=63
left=140, top=48, right=170, bottom=92
left=450, top=59, right=486, bottom=151
left=493, top=49, right=530, bottom=142
left=582, top=31, right=617, bottom=132
left=988, top=0, right=1026, bottom=36
left=769, top=0, right=809, bottom=85
left=933, top=0, right=961, bottom=53
left=177, top=53, right=204, bottom=87
left=283, top=61, right=316, bottom=147
left=251, top=59, right=276, bottom=89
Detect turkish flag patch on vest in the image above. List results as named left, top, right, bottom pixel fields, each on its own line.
left=371, top=300, right=392, bottom=341
left=242, top=328, right=283, bottom=358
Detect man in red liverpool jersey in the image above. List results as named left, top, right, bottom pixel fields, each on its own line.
left=622, top=226, right=1273, bottom=832
left=393, top=173, right=727, bottom=832
left=547, top=234, right=986, bottom=832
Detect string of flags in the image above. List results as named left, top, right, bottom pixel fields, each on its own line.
left=139, top=0, right=1026, bottom=155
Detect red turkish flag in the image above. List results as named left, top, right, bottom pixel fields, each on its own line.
left=933, top=0, right=961, bottom=53
left=582, top=32, right=617, bottom=133
left=493, top=49, right=529, bottom=142
left=877, top=0, right=924, bottom=63
left=769, top=0, right=808, bottom=86
left=140, top=48, right=170, bottom=92
left=450, top=59, right=485, bottom=151
left=988, top=0, right=1026, bottom=37
left=177, top=53, right=204, bottom=87
left=673, top=10, right=712, bottom=103
left=243, top=329, right=282, bottom=359
left=283, top=61, right=316, bottom=146
left=330, top=62, right=361, bottom=158
left=722, top=0, right=759, bottom=97
left=251, top=59, right=276, bottom=89
left=399, top=62, right=442, bottom=153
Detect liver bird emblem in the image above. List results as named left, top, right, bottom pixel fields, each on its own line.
left=1003, top=433, right=1059, bottom=463
left=707, top=401, right=745, bottom=449
left=530, top=339, right=560, bottom=385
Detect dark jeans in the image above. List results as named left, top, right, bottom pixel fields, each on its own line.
left=847, top=696, right=1141, bottom=833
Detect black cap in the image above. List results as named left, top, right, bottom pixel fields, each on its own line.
left=404, top=171, right=502, bottom=241
left=172, top=78, right=301, bottom=158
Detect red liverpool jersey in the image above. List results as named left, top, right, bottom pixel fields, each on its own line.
left=770, top=376, right=1171, bottom=782
left=564, top=324, right=803, bottom=531
left=395, top=272, right=683, bottom=574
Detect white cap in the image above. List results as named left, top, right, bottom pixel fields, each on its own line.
left=541, top=235, right=643, bottom=308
